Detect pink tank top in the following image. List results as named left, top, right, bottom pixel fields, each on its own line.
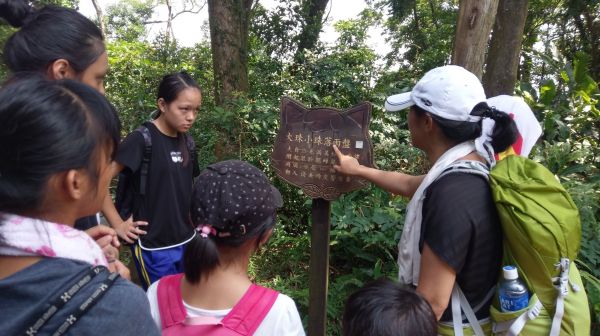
left=157, top=273, right=279, bottom=336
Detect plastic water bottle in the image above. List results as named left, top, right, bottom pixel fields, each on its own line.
left=498, top=265, right=530, bottom=312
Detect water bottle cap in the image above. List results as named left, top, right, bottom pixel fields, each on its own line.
left=503, top=265, right=519, bottom=280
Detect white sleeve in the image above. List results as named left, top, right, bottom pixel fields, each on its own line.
left=255, top=293, right=306, bottom=336
left=145, top=281, right=163, bottom=330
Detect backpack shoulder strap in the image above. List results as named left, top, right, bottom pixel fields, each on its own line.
left=157, top=273, right=187, bottom=330
left=221, top=284, right=279, bottom=335
left=451, top=285, right=486, bottom=336
left=24, top=266, right=118, bottom=336
left=184, top=133, right=196, bottom=155
left=437, top=160, right=490, bottom=182
left=135, top=123, right=153, bottom=195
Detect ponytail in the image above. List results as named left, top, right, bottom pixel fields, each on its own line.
left=470, top=102, right=518, bottom=153
left=183, top=234, right=220, bottom=284
left=0, top=0, right=32, bottom=27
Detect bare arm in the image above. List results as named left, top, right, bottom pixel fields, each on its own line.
left=417, top=243, right=456, bottom=320
left=101, top=161, right=148, bottom=244
left=332, top=145, right=425, bottom=198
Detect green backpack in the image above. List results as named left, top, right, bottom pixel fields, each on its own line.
left=438, top=155, right=590, bottom=336
left=488, top=155, right=590, bottom=335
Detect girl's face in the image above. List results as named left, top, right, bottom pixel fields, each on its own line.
left=79, top=145, right=113, bottom=216
left=158, top=87, right=202, bottom=135
left=78, top=51, right=109, bottom=95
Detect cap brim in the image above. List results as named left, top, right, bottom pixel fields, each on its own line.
left=385, top=92, right=414, bottom=112
left=271, top=185, right=283, bottom=208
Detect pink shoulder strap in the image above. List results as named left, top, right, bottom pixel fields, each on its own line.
left=222, top=284, right=279, bottom=335
left=157, top=273, right=187, bottom=329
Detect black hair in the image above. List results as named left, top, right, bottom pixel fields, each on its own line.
left=0, top=2, right=105, bottom=74
left=0, top=77, right=120, bottom=214
left=342, top=278, right=437, bottom=336
left=155, top=71, right=201, bottom=165
left=413, top=102, right=518, bottom=153
left=156, top=71, right=201, bottom=106
left=183, top=215, right=276, bottom=285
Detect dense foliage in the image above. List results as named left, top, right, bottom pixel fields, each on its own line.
left=1, top=0, right=599, bottom=334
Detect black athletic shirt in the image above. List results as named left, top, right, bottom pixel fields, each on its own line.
left=116, top=123, right=199, bottom=249
left=419, top=172, right=502, bottom=322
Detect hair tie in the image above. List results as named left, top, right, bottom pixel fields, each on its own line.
left=196, top=224, right=216, bottom=238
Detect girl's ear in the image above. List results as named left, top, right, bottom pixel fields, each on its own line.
left=63, top=169, right=86, bottom=200
left=48, top=59, right=76, bottom=80
left=157, top=97, right=167, bottom=112
left=258, top=227, right=274, bottom=247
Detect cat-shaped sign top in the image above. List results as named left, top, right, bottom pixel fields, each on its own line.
left=271, top=97, right=374, bottom=200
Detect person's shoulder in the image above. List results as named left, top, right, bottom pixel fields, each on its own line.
left=80, top=275, right=160, bottom=335
left=99, top=276, right=155, bottom=319
left=272, top=292, right=298, bottom=311
left=259, top=291, right=305, bottom=335
left=123, top=126, right=149, bottom=143
left=430, top=171, right=488, bottom=195
left=105, top=276, right=148, bottom=302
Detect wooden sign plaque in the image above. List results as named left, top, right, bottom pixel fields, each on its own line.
left=271, top=97, right=374, bottom=200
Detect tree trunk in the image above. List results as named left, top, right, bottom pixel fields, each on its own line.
left=165, top=0, right=174, bottom=40
left=90, top=0, right=106, bottom=37
left=451, top=0, right=500, bottom=78
left=208, top=0, right=253, bottom=106
left=483, top=0, right=529, bottom=96
left=294, top=0, right=330, bottom=63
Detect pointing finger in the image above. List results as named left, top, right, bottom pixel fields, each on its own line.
left=332, top=144, right=344, bottom=159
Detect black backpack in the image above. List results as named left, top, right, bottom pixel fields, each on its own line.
left=114, top=122, right=196, bottom=220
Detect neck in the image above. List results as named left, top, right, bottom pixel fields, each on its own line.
left=424, top=136, right=456, bottom=164
left=19, top=206, right=77, bottom=227
left=425, top=140, right=484, bottom=165
left=180, top=240, right=258, bottom=309
left=181, top=256, right=252, bottom=310
left=152, top=117, right=177, bottom=137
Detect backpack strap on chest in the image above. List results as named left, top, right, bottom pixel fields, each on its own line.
left=157, top=273, right=187, bottom=329
left=157, top=278, right=278, bottom=335
left=221, top=284, right=279, bottom=335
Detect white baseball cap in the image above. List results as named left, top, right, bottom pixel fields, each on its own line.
left=384, top=65, right=486, bottom=122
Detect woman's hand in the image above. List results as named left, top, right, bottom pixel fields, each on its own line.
left=332, top=145, right=363, bottom=176
left=114, top=216, right=148, bottom=244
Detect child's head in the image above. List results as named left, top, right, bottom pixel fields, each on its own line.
left=184, top=160, right=283, bottom=284
left=155, top=72, right=201, bottom=133
left=343, top=278, right=437, bottom=336
left=0, top=77, right=120, bottom=217
left=1, top=2, right=107, bottom=93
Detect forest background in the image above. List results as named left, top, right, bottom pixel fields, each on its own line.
left=1, top=0, right=599, bottom=334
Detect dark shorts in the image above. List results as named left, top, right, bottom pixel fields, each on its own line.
left=131, top=243, right=187, bottom=290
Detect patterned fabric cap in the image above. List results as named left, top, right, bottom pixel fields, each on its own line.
left=191, top=160, right=283, bottom=238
